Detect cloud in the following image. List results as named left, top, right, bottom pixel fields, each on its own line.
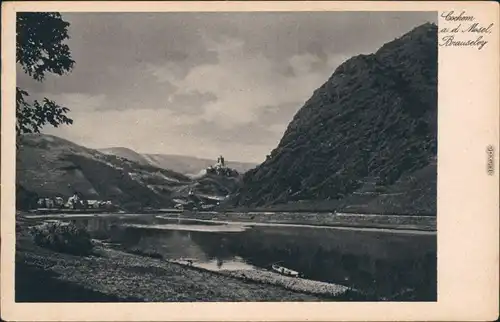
left=167, top=91, right=218, bottom=115
left=148, top=36, right=349, bottom=131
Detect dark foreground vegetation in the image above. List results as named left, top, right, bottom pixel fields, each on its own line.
left=29, top=221, right=94, bottom=255
left=16, top=263, right=140, bottom=302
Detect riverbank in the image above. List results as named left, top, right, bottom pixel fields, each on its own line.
left=27, top=208, right=122, bottom=215
left=25, top=208, right=183, bottom=215
left=15, top=224, right=357, bottom=302
left=162, top=211, right=437, bottom=232
left=22, top=210, right=436, bottom=232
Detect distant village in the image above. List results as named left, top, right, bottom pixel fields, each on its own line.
left=36, top=193, right=115, bottom=210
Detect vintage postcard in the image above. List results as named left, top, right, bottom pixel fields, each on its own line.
left=1, top=1, right=498, bottom=321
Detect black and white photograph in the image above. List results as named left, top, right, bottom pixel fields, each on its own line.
left=12, top=10, right=440, bottom=303
left=3, top=1, right=500, bottom=320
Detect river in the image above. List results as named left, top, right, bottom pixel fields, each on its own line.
left=26, top=212, right=437, bottom=300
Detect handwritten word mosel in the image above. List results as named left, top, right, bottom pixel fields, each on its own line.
left=464, top=23, right=494, bottom=33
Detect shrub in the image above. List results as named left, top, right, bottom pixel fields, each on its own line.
left=29, top=221, right=94, bottom=255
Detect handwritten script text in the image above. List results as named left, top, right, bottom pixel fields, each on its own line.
left=439, top=11, right=494, bottom=50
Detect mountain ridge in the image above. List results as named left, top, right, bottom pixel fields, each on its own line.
left=228, top=22, right=438, bottom=215
left=99, top=147, right=257, bottom=176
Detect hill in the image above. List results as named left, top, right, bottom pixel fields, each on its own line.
left=99, top=149, right=257, bottom=176
left=99, top=147, right=153, bottom=167
left=146, top=154, right=257, bottom=176
left=16, top=134, right=190, bottom=210
left=17, top=134, right=245, bottom=211
left=228, top=23, right=438, bottom=215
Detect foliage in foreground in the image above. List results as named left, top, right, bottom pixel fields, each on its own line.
left=16, top=12, right=75, bottom=139
left=29, top=221, right=94, bottom=255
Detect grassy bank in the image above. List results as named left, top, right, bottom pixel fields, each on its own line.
left=16, top=263, right=141, bottom=302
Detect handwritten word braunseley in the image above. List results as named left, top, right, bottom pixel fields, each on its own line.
left=440, top=35, right=488, bottom=50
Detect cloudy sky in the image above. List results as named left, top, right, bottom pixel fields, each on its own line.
left=18, top=11, right=436, bottom=163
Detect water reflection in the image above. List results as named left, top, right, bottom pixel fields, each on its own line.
left=56, top=214, right=435, bottom=300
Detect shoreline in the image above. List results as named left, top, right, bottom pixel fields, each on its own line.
left=155, top=215, right=436, bottom=234
left=161, top=211, right=437, bottom=232
left=168, top=259, right=352, bottom=299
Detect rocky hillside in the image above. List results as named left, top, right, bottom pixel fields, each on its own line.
left=229, top=23, right=437, bottom=215
left=99, top=148, right=257, bottom=176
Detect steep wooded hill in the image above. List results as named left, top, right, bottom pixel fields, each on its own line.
left=229, top=23, right=438, bottom=215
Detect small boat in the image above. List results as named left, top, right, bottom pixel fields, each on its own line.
left=178, top=257, right=196, bottom=266
left=271, top=264, right=300, bottom=277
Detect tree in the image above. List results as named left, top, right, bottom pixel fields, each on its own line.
left=16, top=12, right=75, bottom=140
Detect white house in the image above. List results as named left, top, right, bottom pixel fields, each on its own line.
left=66, top=194, right=82, bottom=209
